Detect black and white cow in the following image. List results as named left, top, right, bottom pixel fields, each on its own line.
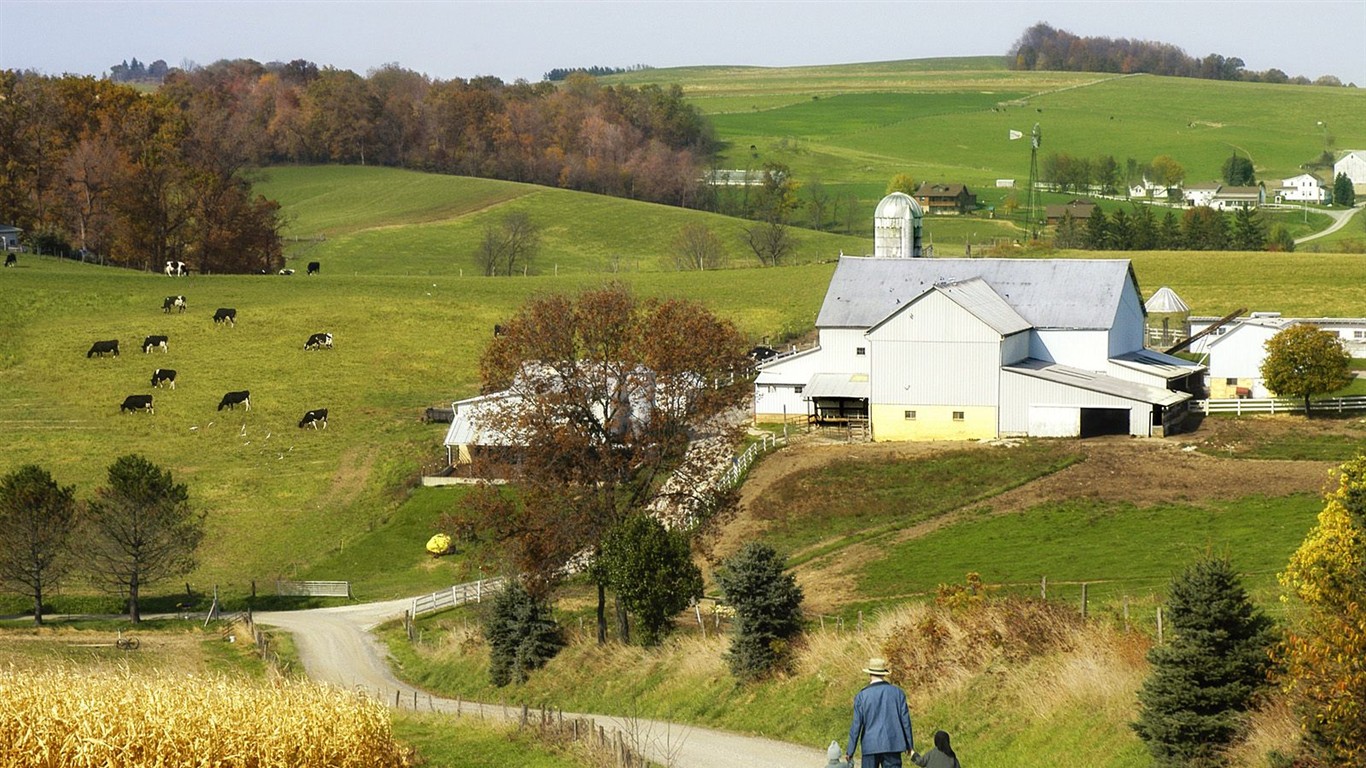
left=164, top=260, right=188, bottom=277
left=212, top=308, right=236, bottom=326
left=298, top=408, right=328, bottom=429
left=307, top=261, right=320, bottom=275
left=120, top=394, right=154, bottom=414
left=151, top=368, right=176, bottom=389
left=162, top=295, right=186, bottom=313
left=142, top=335, right=169, bottom=353
left=4, top=254, right=15, bottom=268
left=747, top=345, right=778, bottom=364
left=304, top=332, right=333, bottom=351
left=217, top=390, right=250, bottom=411
left=278, top=268, right=295, bottom=276
left=87, top=340, right=120, bottom=358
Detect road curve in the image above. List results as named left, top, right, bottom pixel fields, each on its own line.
left=255, top=600, right=826, bottom=768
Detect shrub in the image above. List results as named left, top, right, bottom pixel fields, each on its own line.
left=483, top=580, right=565, bottom=687
left=715, top=542, right=804, bottom=681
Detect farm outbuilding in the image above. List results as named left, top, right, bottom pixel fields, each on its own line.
left=0, top=224, right=21, bottom=250
left=1335, top=150, right=1366, bottom=188
left=755, top=204, right=1204, bottom=440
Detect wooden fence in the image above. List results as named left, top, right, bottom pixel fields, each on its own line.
left=275, top=579, right=351, bottom=598
left=1194, top=395, right=1366, bottom=415
left=410, top=578, right=504, bottom=619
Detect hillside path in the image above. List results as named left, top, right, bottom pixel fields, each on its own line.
left=1295, top=202, right=1361, bottom=244
left=254, top=601, right=826, bottom=768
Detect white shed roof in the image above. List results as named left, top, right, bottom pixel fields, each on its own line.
left=1005, top=359, right=1191, bottom=406
left=1144, top=286, right=1189, bottom=314
left=803, top=372, right=870, bottom=400
left=817, top=257, right=1134, bottom=331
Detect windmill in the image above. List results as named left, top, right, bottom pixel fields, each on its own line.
left=1025, top=123, right=1042, bottom=240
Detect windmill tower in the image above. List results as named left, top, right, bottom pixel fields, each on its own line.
left=1025, top=123, right=1042, bottom=240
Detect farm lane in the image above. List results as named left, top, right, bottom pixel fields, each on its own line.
left=1295, top=202, right=1361, bottom=245
left=255, top=601, right=826, bottom=768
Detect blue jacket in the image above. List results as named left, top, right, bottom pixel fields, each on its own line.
left=847, top=680, right=914, bottom=756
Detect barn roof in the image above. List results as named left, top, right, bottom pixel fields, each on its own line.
left=868, top=278, right=1031, bottom=336
left=1005, top=359, right=1191, bottom=406
left=803, top=372, right=870, bottom=400
left=817, top=257, right=1134, bottom=331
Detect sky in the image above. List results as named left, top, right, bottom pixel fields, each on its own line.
left=2, top=0, right=1364, bottom=86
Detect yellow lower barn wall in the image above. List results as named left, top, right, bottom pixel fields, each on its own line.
left=871, top=404, right=997, bottom=441
left=1207, top=378, right=1254, bottom=398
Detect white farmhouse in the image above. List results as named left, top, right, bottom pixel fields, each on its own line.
left=1274, top=173, right=1327, bottom=204
left=1183, top=183, right=1220, bottom=207
left=1335, top=150, right=1366, bottom=188
left=754, top=195, right=1205, bottom=440
left=1204, top=318, right=1292, bottom=398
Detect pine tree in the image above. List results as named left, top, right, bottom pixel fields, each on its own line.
left=716, top=542, right=804, bottom=681
left=1230, top=207, right=1267, bottom=250
left=484, top=580, right=565, bottom=686
left=1333, top=172, right=1356, bottom=208
left=1132, top=557, right=1275, bottom=767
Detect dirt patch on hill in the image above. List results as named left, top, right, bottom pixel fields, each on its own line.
left=717, top=416, right=1352, bottom=613
left=318, top=446, right=378, bottom=510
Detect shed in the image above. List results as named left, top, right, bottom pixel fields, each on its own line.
left=1144, top=286, right=1190, bottom=347
left=0, top=224, right=21, bottom=251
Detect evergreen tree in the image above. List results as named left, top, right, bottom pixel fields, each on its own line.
left=0, top=465, right=77, bottom=626
left=1129, top=204, right=1157, bottom=250
left=1182, top=207, right=1228, bottom=250
left=1333, top=172, right=1356, bottom=208
left=1159, top=210, right=1183, bottom=249
left=1133, top=557, right=1275, bottom=767
left=1221, top=153, right=1256, bottom=186
left=1084, top=208, right=1109, bottom=250
left=1107, top=208, right=1132, bottom=249
left=716, top=542, right=804, bottom=681
left=1053, top=210, right=1083, bottom=249
left=1267, top=224, right=1295, bottom=252
left=1229, top=207, right=1267, bottom=250
left=484, top=579, right=565, bottom=686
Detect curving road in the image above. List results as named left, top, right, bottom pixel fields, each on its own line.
left=255, top=599, right=826, bottom=768
left=1294, top=202, right=1361, bottom=245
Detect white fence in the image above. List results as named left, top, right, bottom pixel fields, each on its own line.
left=275, top=580, right=351, bottom=598
left=1194, top=396, right=1366, bottom=415
left=410, top=578, right=504, bottom=618
left=719, top=433, right=782, bottom=490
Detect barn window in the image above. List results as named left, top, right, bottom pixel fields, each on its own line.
left=1354, top=330, right=1366, bottom=339
left=904, top=410, right=916, bottom=420
left=952, top=411, right=965, bottom=421
left=794, top=386, right=804, bottom=394
left=1225, top=377, right=1238, bottom=385
left=855, top=347, right=866, bottom=356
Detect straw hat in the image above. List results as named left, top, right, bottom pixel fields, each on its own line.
left=863, top=657, right=890, bottom=676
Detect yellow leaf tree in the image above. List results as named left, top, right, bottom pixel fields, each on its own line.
left=1277, top=455, right=1366, bottom=765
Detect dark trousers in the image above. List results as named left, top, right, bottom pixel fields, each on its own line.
left=862, top=754, right=903, bottom=768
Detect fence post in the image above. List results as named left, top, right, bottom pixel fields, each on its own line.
left=1041, top=575, right=1047, bottom=600
left=1080, top=583, right=1088, bottom=619
left=1156, top=606, right=1164, bottom=644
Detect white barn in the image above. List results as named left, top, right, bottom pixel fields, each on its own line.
left=755, top=248, right=1204, bottom=439
left=1335, top=150, right=1366, bottom=188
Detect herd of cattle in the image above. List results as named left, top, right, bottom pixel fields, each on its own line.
left=95, top=285, right=330, bottom=431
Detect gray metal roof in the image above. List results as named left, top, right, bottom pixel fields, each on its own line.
left=817, top=257, right=1134, bottom=330
left=803, top=372, right=870, bottom=400
left=932, top=278, right=1033, bottom=336
left=1004, top=359, right=1191, bottom=406
left=1144, top=286, right=1189, bottom=314
left=1111, top=349, right=1206, bottom=379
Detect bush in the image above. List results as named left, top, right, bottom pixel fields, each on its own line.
left=483, top=580, right=564, bottom=687
left=715, top=542, right=804, bottom=681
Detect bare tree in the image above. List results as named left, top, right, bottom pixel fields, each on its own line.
left=474, top=210, right=541, bottom=276
left=671, top=222, right=725, bottom=271
left=742, top=220, right=794, bottom=267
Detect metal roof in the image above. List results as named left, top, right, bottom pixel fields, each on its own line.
left=817, top=257, right=1134, bottom=330
left=803, top=372, right=870, bottom=400
left=1004, top=359, right=1191, bottom=406
left=1111, top=349, right=1206, bottom=379
left=888, top=278, right=1032, bottom=336
left=1144, top=286, right=1189, bottom=314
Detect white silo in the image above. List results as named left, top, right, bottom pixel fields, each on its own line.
left=873, top=192, right=924, bottom=258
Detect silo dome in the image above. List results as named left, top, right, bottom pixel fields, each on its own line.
left=874, top=192, right=924, bottom=258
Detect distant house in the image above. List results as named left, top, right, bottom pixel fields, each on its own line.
left=1128, top=177, right=1167, bottom=199
left=913, top=182, right=977, bottom=215
left=1185, top=184, right=1265, bottom=210
left=1191, top=312, right=1366, bottom=397
left=0, top=224, right=20, bottom=251
left=1044, top=199, right=1097, bottom=225
left=1183, top=183, right=1221, bottom=208
left=703, top=169, right=764, bottom=186
left=1274, top=174, right=1327, bottom=204
left=1334, top=150, right=1366, bottom=188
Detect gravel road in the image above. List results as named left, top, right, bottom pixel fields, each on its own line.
left=255, top=600, right=827, bottom=768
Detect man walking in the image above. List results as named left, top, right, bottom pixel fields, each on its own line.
left=844, top=657, right=914, bottom=767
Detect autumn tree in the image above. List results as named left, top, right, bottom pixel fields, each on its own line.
left=85, top=454, right=205, bottom=623
left=1132, top=557, right=1274, bottom=766
left=0, top=466, right=78, bottom=626
left=670, top=221, right=725, bottom=271
left=1260, top=324, right=1352, bottom=416
left=742, top=219, right=795, bottom=267
left=1277, top=456, right=1366, bottom=766
left=886, top=173, right=916, bottom=196
left=598, top=513, right=703, bottom=646
left=461, top=284, right=748, bottom=643
left=1150, top=154, right=1186, bottom=188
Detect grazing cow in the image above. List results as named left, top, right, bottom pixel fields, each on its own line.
left=87, top=340, right=120, bottom=358
left=307, top=261, right=320, bottom=275
left=164, top=260, right=188, bottom=277
left=120, top=394, right=154, bottom=414
left=298, top=408, right=328, bottom=429
left=747, top=345, right=778, bottom=364
left=151, top=368, right=177, bottom=389
left=162, top=295, right=186, bottom=313
left=278, top=268, right=295, bottom=276
left=142, top=335, right=169, bottom=353
left=217, top=390, right=250, bottom=411
left=493, top=324, right=505, bottom=337
left=303, top=332, right=333, bottom=351
left=212, top=308, right=236, bottom=326
left=4, top=254, right=15, bottom=268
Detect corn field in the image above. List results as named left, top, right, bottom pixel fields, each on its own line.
left=0, top=667, right=410, bottom=767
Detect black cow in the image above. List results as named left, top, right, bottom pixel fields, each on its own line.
left=298, top=408, right=328, bottom=429
left=120, top=394, right=154, bottom=414
left=87, top=340, right=120, bottom=358
left=151, top=368, right=176, bottom=389
left=747, top=345, right=778, bottom=363
left=162, top=295, right=186, bottom=313
left=164, top=260, right=188, bottom=277
left=4, top=254, right=15, bottom=268
left=493, top=324, right=505, bottom=337
left=307, top=261, right=320, bottom=275
left=304, top=332, right=333, bottom=351
left=142, top=335, right=168, bottom=353
left=213, top=308, right=236, bottom=326
left=278, top=268, right=295, bottom=276
left=217, top=390, right=250, bottom=411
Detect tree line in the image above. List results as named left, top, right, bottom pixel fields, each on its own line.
left=1009, top=23, right=1355, bottom=87
left=1054, top=204, right=1296, bottom=252
left=543, top=64, right=653, bottom=82
left=0, top=71, right=284, bottom=273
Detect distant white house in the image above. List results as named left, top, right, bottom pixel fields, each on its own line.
left=1183, top=183, right=1221, bottom=208
left=1190, top=313, right=1366, bottom=397
left=1274, top=173, right=1327, bottom=204
left=1183, top=183, right=1266, bottom=210
left=1335, top=150, right=1366, bottom=188
left=1128, top=177, right=1167, bottom=199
